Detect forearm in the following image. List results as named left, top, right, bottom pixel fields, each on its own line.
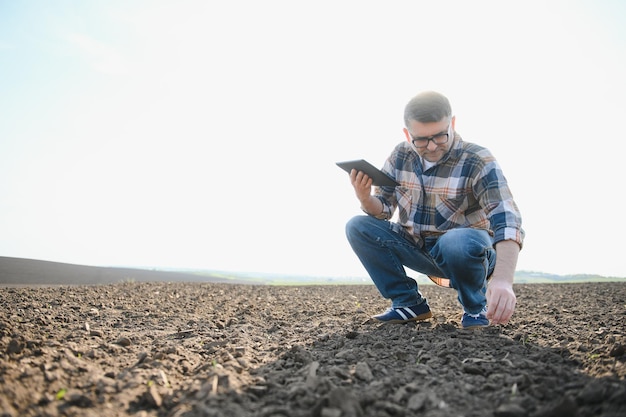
left=491, top=240, right=520, bottom=284
left=360, top=195, right=384, bottom=216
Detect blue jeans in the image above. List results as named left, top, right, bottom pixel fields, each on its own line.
left=345, top=215, right=496, bottom=315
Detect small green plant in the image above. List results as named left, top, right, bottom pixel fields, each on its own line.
left=520, top=333, right=538, bottom=346
left=56, top=388, right=67, bottom=401
left=415, top=349, right=424, bottom=364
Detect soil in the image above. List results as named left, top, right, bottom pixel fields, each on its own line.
left=0, top=281, right=625, bottom=417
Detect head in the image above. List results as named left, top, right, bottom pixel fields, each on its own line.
left=403, top=91, right=456, bottom=163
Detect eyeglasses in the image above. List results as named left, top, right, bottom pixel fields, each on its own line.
left=409, top=124, right=451, bottom=148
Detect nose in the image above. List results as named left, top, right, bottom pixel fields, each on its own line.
left=426, top=139, right=439, bottom=151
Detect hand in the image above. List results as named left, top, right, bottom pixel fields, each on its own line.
left=349, top=169, right=373, bottom=203
left=486, top=278, right=516, bottom=325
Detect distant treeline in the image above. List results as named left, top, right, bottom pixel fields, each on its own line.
left=512, top=271, right=625, bottom=284
left=185, top=269, right=626, bottom=285
left=1, top=257, right=623, bottom=286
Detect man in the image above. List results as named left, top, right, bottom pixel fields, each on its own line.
left=345, top=91, right=524, bottom=329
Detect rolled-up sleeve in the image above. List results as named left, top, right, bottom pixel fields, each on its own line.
left=476, top=160, right=525, bottom=248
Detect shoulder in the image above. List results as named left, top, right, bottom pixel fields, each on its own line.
left=382, top=142, right=418, bottom=178
left=389, top=141, right=418, bottom=164
left=453, top=138, right=497, bottom=166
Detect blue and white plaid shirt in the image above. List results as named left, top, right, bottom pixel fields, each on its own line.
left=373, top=133, right=525, bottom=249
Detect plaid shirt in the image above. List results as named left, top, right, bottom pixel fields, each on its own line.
left=373, top=133, right=525, bottom=248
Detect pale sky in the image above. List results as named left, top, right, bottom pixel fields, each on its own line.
left=1, top=0, right=625, bottom=279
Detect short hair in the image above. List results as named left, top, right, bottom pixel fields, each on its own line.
left=403, top=91, right=452, bottom=126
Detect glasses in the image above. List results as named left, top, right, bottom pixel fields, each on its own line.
left=410, top=124, right=451, bottom=148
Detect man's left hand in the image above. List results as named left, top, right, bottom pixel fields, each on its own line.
left=486, top=279, right=516, bottom=325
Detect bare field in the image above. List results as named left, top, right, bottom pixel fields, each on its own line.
left=1, top=281, right=625, bottom=417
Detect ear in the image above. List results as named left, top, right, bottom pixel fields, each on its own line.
left=451, top=115, right=456, bottom=130
left=403, top=127, right=411, bottom=143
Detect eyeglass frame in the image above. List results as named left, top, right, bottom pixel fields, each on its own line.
left=409, top=123, right=452, bottom=149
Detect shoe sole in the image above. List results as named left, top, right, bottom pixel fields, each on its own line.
left=462, top=323, right=489, bottom=330
left=373, top=311, right=433, bottom=324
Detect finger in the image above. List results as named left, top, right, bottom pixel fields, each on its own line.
left=356, top=172, right=372, bottom=187
left=502, top=298, right=516, bottom=323
left=491, top=298, right=514, bottom=325
left=501, top=295, right=516, bottom=323
left=486, top=290, right=500, bottom=319
left=488, top=298, right=507, bottom=323
left=350, top=170, right=367, bottom=189
left=490, top=296, right=507, bottom=323
left=489, top=302, right=504, bottom=324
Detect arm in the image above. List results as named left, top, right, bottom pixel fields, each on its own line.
left=471, top=152, right=524, bottom=324
left=486, top=240, right=520, bottom=324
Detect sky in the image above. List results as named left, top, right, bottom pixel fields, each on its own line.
left=1, top=0, right=625, bottom=279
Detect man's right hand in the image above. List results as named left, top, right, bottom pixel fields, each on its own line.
left=350, top=169, right=384, bottom=217
left=350, top=169, right=373, bottom=203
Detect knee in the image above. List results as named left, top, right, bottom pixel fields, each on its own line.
left=436, top=229, right=492, bottom=261
left=345, top=215, right=369, bottom=241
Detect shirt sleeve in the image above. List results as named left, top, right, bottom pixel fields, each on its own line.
left=474, top=157, right=525, bottom=248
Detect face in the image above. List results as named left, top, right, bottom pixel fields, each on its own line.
left=404, top=116, right=455, bottom=163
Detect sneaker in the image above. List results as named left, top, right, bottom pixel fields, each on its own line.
left=461, top=312, right=490, bottom=329
left=372, top=302, right=433, bottom=324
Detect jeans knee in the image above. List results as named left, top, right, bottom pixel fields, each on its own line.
left=435, top=229, right=492, bottom=265
left=345, top=215, right=368, bottom=242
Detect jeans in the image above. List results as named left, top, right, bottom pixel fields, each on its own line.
left=345, top=215, right=496, bottom=315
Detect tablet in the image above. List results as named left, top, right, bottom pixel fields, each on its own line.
left=336, top=159, right=399, bottom=187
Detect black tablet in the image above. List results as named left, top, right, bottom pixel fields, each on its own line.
left=336, top=159, right=399, bottom=187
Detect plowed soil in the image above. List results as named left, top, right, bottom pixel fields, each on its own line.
left=1, top=281, right=625, bottom=417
